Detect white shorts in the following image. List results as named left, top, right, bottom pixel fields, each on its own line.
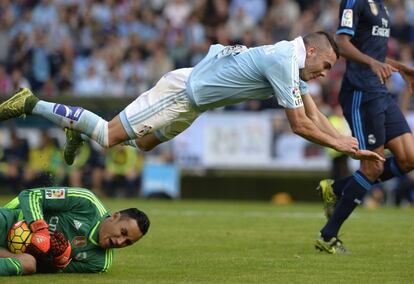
left=120, top=68, right=200, bottom=142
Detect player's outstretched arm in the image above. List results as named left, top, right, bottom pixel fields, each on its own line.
left=386, top=58, right=414, bottom=93
left=302, top=94, right=341, bottom=138
left=350, top=149, right=385, bottom=162
left=285, top=107, right=385, bottom=163
left=0, top=248, right=36, bottom=276
left=285, top=107, right=358, bottom=153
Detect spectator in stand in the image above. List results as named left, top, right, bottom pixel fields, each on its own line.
left=163, top=0, right=193, bottom=29
left=10, top=68, right=31, bottom=90
left=74, top=65, right=104, bottom=96
left=0, top=64, right=12, bottom=96
left=0, top=128, right=29, bottom=194
left=28, top=29, right=52, bottom=91
left=229, top=0, right=267, bottom=25
left=104, top=146, right=143, bottom=198
left=145, top=44, right=173, bottom=86
left=0, top=0, right=409, bottom=101
left=23, top=130, right=64, bottom=189
left=185, top=12, right=209, bottom=66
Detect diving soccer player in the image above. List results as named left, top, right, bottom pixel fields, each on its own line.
left=0, top=31, right=383, bottom=163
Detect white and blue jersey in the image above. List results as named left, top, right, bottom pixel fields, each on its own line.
left=186, top=37, right=309, bottom=111
left=119, top=37, right=310, bottom=142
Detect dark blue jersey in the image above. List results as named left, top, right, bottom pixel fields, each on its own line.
left=337, top=0, right=390, bottom=92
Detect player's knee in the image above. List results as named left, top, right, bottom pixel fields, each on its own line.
left=18, top=253, right=36, bottom=275
left=106, top=139, right=117, bottom=148
left=395, top=155, right=414, bottom=173
left=136, top=139, right=156, bottom=151
left=136, top=134, right=162, bottom=151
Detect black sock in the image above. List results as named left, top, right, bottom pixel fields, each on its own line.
left=332, top=176, right=353, bottom=197
left=378, top=157, right=404, bottom=182
left=320, top=171, right=373, bottom=241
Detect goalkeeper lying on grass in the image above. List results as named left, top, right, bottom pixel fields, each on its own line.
left=0, top=187, right=150, bottom=275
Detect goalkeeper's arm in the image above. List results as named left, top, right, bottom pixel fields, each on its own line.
left=0, top=247, right=36, bottom=276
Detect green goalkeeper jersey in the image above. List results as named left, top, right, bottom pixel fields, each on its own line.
left=2, top=187, right=113, bottom=273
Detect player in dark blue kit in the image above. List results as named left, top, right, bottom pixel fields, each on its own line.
left=315, top=0, right=414, bottom=254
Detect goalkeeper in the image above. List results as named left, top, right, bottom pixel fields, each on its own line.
left=0, top=187, right=150, bottom=276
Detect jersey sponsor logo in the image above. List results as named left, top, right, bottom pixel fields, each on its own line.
left=372, top=26, right=390, bottom=37
left=48, top=216, right=59, bottom=233
left=73, top=220, right=82, bottom=230
left=341, top=9, right=353, bottom=28
left=368, top=0, right=378, bottom=16
left=72, top=236, right=87, bottom=248
left=53, top=104, right=84, bottom=121
left=45, top=188, right=66, bottom=199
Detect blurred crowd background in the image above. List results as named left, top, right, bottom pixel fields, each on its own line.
left=0, top=0, right=413, bottom=206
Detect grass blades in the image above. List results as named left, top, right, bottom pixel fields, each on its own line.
left=1, top=198, right=413, bottom=283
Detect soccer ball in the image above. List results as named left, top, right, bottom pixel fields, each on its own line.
left=7, top=221, right=32, bottom=254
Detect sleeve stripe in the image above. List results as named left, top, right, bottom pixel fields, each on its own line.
left=8, top=258, right=22, bottom=275
left=336, top=28, right=355, bottom=36
left=103, top=249, right=113, bottom=272
left=67, top=190, right=108, bottom=216
left=68, top=189, right=107, bottom=212
left=29, top=191, right=39, bottom=220
left=345, top=0, right=355, bottom=8
left=35, top=191, right=43, bottom=220
left=67, top=193, right=106, bottom=217
left=30, top=190, right=43, bottom=220
left=28, top=191, right=34, bottom=219
left=4, top=197, right=19, bottom=209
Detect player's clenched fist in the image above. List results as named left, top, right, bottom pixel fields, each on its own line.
left=50, top=231, right=72, bottom=269
left=29, top=219, right=51, bottom=254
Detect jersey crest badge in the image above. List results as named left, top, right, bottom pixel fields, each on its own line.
left=368, top=134, right=376, bottom=145
left=75, top=252, right=87, bottom=260
left=368, top=0, right=378, bottom=16
left=72, top=236, right=87, bottom=248
left=137, top=125, right=152, bottom=137
left=341, top=9, right=353, bottom=28
left=45, top=188, right=65, bottom=199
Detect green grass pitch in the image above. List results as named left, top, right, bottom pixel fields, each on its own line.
left=1, top=198, right=413, bottom=283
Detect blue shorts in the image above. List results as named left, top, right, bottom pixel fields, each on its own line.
left=339, top=89, right=411, bottom=150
